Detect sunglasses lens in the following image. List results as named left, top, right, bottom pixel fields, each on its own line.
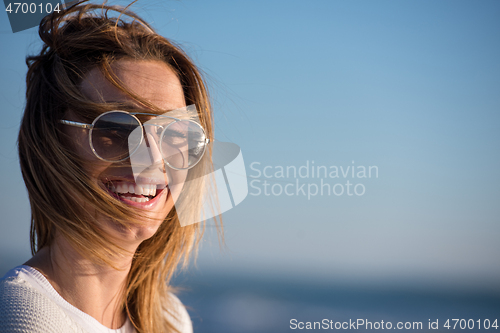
left=91, top=112, right=142, bottom=161
left=161, top=121, right=206, bottom=169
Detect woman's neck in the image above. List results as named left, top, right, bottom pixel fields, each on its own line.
left=24, top=235, right=135, bottom=329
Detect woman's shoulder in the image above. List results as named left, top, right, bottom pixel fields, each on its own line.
left=0, top=266, right=80, bottom=333
left=165, top=292, right=193, bottom=333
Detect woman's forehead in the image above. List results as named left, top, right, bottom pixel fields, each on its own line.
left=80, top=60, right=186, bottom=112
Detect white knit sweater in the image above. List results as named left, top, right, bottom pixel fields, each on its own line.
left=0, top=266, right=193, bottom=333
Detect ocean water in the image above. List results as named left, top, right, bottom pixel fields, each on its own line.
left=2, top=259, right=499, bottom=333
left=174, top=272, right=500, bottom=333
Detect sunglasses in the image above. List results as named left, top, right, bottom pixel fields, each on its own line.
left=60, top=108, right=209, bottom=170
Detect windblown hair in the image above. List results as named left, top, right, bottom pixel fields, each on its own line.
left=18, top=2, right=218, bottom=332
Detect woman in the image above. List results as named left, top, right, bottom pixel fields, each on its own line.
left=0, top=2, right=218, bottom=332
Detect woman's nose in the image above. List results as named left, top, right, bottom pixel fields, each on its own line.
left=128, top=125, right=165, bottom=173
left=143, top=126, right=163, bottom=165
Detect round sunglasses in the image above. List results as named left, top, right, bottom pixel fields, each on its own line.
left=60, top=110, right=209, bottom=170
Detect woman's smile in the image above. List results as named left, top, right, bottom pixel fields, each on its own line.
left=104, top=179, right=168, bottom=208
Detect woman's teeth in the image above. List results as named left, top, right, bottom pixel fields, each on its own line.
left=123, top=196, right=150, bottom=203
left=106, top=181, right=159, bottom=202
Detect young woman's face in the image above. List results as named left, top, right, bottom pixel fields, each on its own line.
left=66, top=59, right=187, bottom=247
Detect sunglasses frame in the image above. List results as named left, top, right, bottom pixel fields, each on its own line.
left=60, top=110, right=210, bottom=170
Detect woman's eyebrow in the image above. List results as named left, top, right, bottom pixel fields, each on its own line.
left=103, top=100, right=177, bottom=113
left=104, top=100, right=144, bottom=109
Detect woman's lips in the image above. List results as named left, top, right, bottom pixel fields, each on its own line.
left=117, top=188, right=168, bottom=209
left=103, top=180, right=169, bottom=209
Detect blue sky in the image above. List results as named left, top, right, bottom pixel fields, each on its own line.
left=1, top=0, right=499, bottom=292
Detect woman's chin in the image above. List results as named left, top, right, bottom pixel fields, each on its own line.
left=123, top=223, right=163, bottom=243
left=101, top=207, right=174, bottom=249
left=100, top=217, right=164, bottom=249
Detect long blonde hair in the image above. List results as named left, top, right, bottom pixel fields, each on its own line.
left=18, top=2, right=218, bottom=332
